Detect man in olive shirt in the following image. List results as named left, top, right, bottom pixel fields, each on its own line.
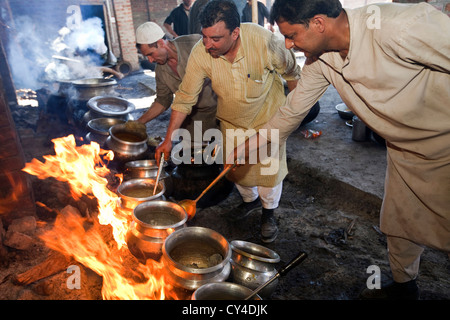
left=135, top=22, right=218, bottom=141
left=156, top=0, right=300, bottom=243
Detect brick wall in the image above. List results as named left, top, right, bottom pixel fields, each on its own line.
left=146, top=0, right=178, bottom=26
left=112, top=0, right=139, bottom=70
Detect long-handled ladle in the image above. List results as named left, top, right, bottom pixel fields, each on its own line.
left=178, top=162, right=236, bottom=220
left=244, top=251, right=308, bottom=300
left=153, top=152, right=164, bottom=195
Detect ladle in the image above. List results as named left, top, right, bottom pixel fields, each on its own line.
left=244, top=251, right=308, bottom=300
left=153, top=152, right=164, bottom=195
left=179, top=162, right=236, bottom=220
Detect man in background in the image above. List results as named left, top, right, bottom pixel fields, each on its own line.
left=241, top=0, right=273, bottom=31
left=163, top=0, right=193, bottom=38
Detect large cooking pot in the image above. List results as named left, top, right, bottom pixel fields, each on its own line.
left=71, top=78, right=117, bottom=101
left=229, top=240, right=280, bottom=298
left=192, top=282, right=262, bottom=300
left=124, top=160, right=169, bottom=180
left=162, top=227, right=231, bottom=291
left=126, top=200, right=187, bottom=262
left=83, top=96, right=135, bottom=126
left=117, top=178, right=165, bottom=211
left=106, top=123, right=149, bottom=164
left=60, top=79, right=119, bottom=126
left=86, top=117, right=126, bottom=147
left=170, top=143, right=234, bottom=208
left=124, top=160, right=173, bottom=196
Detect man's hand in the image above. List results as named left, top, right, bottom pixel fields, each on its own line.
left=155, top=139, right=172, bottom=165
left=123, top=120, right=147, bottom=136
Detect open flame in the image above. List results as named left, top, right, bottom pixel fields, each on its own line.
left=22, top=134, right=179, bottom=300
left=0, top=173, right=27, bottom=214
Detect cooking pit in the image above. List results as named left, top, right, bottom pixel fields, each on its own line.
left=2, top=72, right=449, bottom=301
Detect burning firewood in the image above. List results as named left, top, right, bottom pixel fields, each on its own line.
left=13, top=250, right=73, bottom=286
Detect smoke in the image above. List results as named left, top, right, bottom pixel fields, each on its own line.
left=64, top=17, right=107, bottom=56
left=7, top=15, right=108, bottom=90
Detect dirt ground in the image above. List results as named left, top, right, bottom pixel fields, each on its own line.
left=1, top=69, right=449, bottom=302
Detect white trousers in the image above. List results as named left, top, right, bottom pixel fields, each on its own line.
left=235, top=182, right=283, bottom=209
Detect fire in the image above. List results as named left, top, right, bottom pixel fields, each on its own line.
left=22, top=134, right=129, bottom=247
left=22, top=134, right=179, bottom=300
left=0, top=172, right=26, bottom=214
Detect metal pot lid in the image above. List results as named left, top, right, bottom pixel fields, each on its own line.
left=87, top=96, right=135, bottom=116
left=72, top=78, right=117, bottom=87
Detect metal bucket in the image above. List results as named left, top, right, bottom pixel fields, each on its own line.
left=352, top=116, right=371, bottom=142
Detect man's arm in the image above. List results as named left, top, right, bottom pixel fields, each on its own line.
left=155, top=110, right=188, bottom=163
left=156, top=42, right=209, bottom=163
left=137, top=101, right=167, bottom=124
left=285, top=79, right=298, bottom=93
left=163, top=23, right=178, bottom=38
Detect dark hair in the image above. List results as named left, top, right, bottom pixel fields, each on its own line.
left=270, top=0, right=342, bottom=27
left=199, top=0, right=240, bottom=32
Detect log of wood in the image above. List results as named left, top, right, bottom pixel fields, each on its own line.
left=13, top=250, right=73, bottom=285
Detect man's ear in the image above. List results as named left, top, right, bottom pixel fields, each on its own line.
left=231, top=27, right=240, bottom=41
left=312, top=15, right=326, bottom=33
left=156, top=38, right=165, bottom=48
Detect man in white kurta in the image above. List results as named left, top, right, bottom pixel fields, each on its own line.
left=260, top=0, right=450, bottom=298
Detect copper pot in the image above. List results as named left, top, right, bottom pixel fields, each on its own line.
left=162, top=227, right=231, bottom=291
left=126, top=200, right=187, bottom=261
left=117, top=178, right=165, bottom=210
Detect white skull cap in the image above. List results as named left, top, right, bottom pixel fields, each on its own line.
left=136, top=22, right=165, bottom=44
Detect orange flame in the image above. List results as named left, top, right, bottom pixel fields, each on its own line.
left=40, top=206, right=176, bottom=300
left=0, top=172, right=26, bottom=214
left=22, top=135, right=130, bottom=247
left=22, top=135, right=179, bottom=300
